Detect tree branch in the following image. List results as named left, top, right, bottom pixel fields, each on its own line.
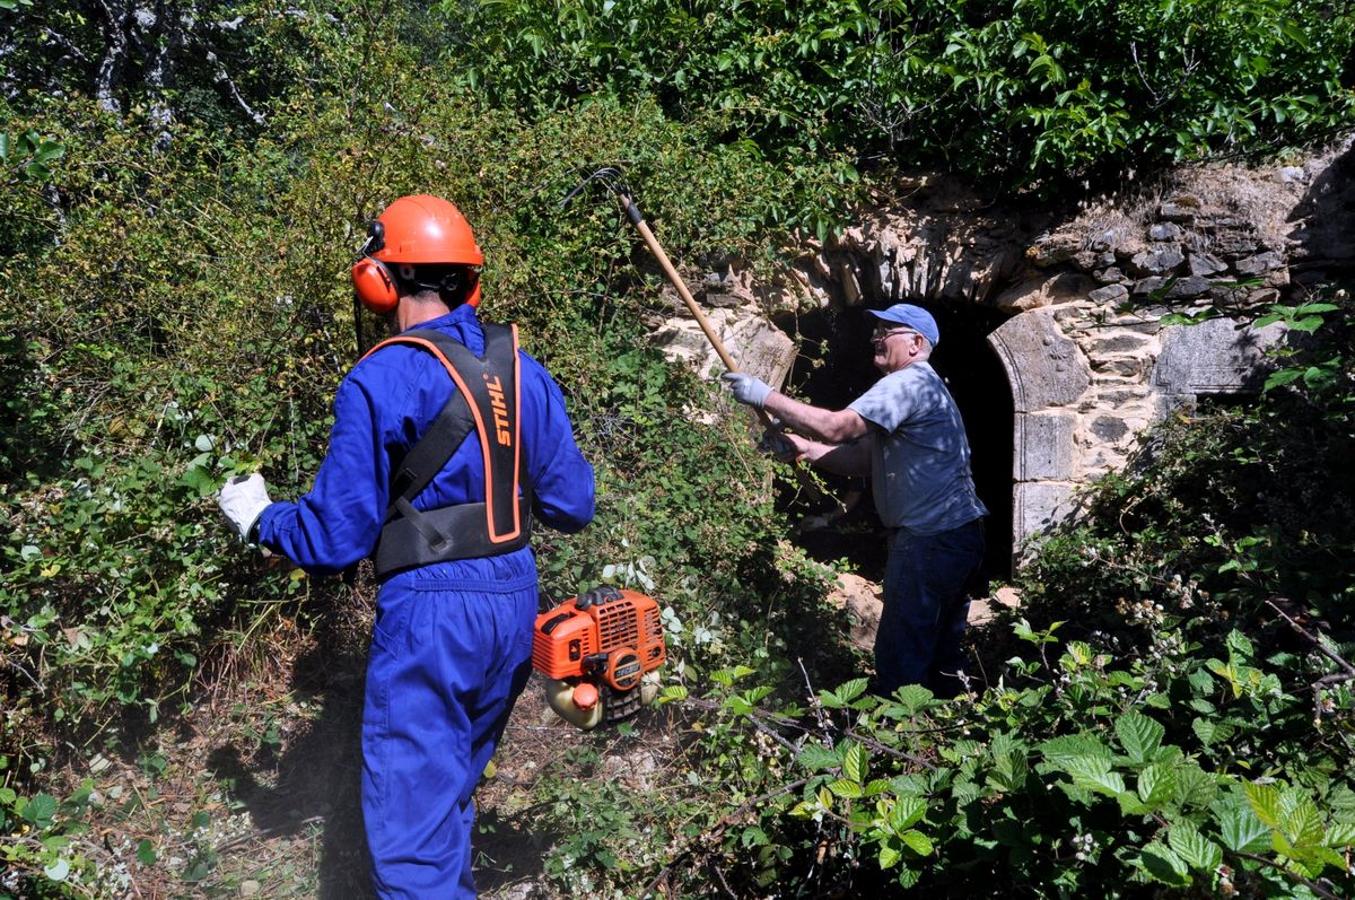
left=94, top=0, right=131, bottom=113
left=204, top=48, right=266, bottom=125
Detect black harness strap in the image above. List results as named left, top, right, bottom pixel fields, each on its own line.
left=363, top=323, right=531, bottom=577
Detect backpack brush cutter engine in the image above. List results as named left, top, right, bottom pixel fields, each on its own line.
left=532, top=586, right=666, bottom=730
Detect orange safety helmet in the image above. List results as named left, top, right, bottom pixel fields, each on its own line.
left=351, top=194, right=484, bottom=314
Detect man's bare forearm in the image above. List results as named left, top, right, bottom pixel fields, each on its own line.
left=800, top=435, right=872, bottom=477
left=763, top=391, right=868, bottom=444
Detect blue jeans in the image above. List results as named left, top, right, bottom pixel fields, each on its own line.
left=876, top=518, right=986, bottom=698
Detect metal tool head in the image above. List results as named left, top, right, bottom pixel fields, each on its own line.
left=559, top=166, right=632, bottom=209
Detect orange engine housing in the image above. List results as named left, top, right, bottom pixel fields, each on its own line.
left=532, top=586, right=666, bottom=691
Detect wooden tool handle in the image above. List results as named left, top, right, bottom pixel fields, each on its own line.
left=626, top=200, right=775, bottom=429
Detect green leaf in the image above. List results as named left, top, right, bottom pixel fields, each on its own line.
left=1325, top=823, right=1355, bottom=848
left=1115, top=711, right=1165, bottom=763
left=891, top=684, right=934, bottom=712
left=835, top=677, right=869, bottom=703
left=1117, top=791, right=1149, bottom=815
left=1278, top=789, right=1325, bottom=849
left=1065, top=755, right=1126, bottom=796
left=740, top=826, right=768, bottom=848
left=817, top=690, right=845, bottom=709
left=1215, top=795, right=1271, bottom=852
left=1174, top=763, right=1218, bottom=810
left=1244, top=782, right=1282, bottom=829
left=1191, top=717, right=1234, bottom=748
left=1140, top=842, right=1190, bottom=886
left=657, top=685, right=688, bottom=704
left=843, top=743, right=868, bottom=784
left=1168, top=822, right=1222, bottom=871
left=1137, top=763, right=1176, bottom=808
left=1225, top=629, right=1255, bottom=662
left=22, top=792, right=57, bottom=829
left=827, top=778, right=862, bottom=799
left=1039, top=733, right=1112, bottom=766
left=890, top=796, right=926, bottom=831
left=900, top=829, right=933, bottom=856
left=878, top=843, right=901, bottom=869
left=136, top=839, right=157, bottom=865
left=795, top=745, right=840, bottom=772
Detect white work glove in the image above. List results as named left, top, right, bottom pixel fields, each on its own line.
left=721, top=371, right=773, bottom=409
left=218, top=473, right=272, bottom=543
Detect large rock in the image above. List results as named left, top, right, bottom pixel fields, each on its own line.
left=993, top=271, right=1097, bottom=312
left=651, top=308, right=796, bottom=387
left=1151, top=317, right=1288, bottom=396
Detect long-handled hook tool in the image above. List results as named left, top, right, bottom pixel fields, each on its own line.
left=561, top=167, right=777, bottom=431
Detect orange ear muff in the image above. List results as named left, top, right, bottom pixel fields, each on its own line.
left=351, top=257, right=399, bottom=314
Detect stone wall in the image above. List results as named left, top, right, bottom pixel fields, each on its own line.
left=649, top=136, right=1353, bottom=559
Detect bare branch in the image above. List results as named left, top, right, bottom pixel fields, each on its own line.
left=204, top=49, right=266, bottom=126
left=845, top=728, right=937, bottom=772
left=40, top=27, right=91, bottom=64
left=1265, top=598, right=1355, bottom=676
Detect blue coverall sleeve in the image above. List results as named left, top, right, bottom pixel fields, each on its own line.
left=255, top=374, right=392, bottom=574
left=522, top=355, right=595, bottom=534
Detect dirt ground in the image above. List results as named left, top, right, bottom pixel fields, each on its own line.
left=42, top=572, right=1020, bottom=899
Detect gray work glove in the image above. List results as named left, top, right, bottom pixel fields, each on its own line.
left=218, top=473, right=272, bottom=543
left=721, top=371, right=772, bottom=409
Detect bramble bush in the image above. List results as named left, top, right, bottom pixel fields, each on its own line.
left=0, top=4, right=854, bottom=889
left=511, top=291, right=1355, bottom=897
left=3, top=0, right=1353, bottom=895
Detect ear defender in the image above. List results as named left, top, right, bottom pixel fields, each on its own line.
left=351, top=257, right=399, bottom=314
left=351, top=220, right=398, bottom=314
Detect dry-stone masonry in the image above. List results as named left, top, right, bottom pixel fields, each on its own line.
left=649, top=136, right=1353, bottom=563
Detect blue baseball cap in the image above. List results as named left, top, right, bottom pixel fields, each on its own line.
left=867, top=303, right=940, bottom=347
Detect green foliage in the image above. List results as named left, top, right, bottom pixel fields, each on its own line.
left=0, top=764, right=101, bottom=893
left=0, top=4, right=841, bottom=866
left=1, top=130, right=64, bottom=183
left=521, top=289, right=1355, bottom=896
left=3, top=0, right=1354, bottom=896
left=453, top=0, right=1355, bottom=190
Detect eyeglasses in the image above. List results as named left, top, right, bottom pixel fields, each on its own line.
left=871, top=327, right=919, bottom=346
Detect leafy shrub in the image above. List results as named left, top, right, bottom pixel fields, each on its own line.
left=518, top=289, right=1355, bottom=896
left=0, top=0, right=848, bottom=804
left=452, top=0, right=1355, bottom=190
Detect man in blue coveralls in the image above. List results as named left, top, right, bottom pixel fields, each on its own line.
left=217, top=194, right=595, bottom=896
left=723, top=304, right=986, bottom=698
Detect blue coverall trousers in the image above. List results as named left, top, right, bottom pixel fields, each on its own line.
left=875, top=518, right=986, bottom=698
left=361, top=573, right=538, bottom=897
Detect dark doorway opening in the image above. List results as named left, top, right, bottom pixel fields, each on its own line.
left=773, top=302, right=1014, bottom=583
left=927, top=305, right=1014, bottom=581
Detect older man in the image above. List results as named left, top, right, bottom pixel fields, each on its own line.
left=724, top=303, right=986, bottom=696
